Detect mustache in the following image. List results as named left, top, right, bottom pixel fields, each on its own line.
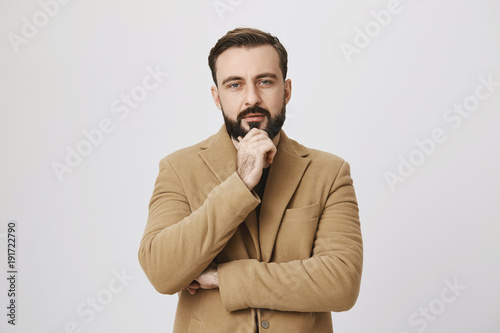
left=237, top=105, right=271, bottom=122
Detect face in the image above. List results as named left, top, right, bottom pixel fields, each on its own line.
left=211, top=45, right=292, bottom=140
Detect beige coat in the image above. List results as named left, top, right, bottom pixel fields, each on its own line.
left=138, top=126, right=363, bottom=332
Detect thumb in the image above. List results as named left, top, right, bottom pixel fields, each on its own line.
left=266, top=147, right=277, bottom=165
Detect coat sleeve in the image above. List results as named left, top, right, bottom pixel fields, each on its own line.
left=217, top=161, right=363, bottom=312
left=138, top=158, right=260, bottom=295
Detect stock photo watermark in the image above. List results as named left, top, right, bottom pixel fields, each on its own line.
left=55, top=268, right=135, bottom=333
left=7, top=0, right=73, bottom=54
left=51, top=65, right=168, bottom=182
left=339, top=0, right=404, bottom=63
left=213, top=0, right=244, bottom=21
left=400, top=278, right=467, bottom=333
left=5, top=220, right=18, bottom=325
left=385, top=74, right=499, bottom=192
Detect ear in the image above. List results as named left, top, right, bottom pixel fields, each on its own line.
left=211, top=86, right=222, bottom=110
left=284, top=79, right=292, bottom=105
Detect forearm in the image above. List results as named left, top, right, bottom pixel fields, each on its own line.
left=138, top=160, right=260, bottom=295
left=219, top=161, right=363, bottom=312
left=218, top=252, right=362, bottom=312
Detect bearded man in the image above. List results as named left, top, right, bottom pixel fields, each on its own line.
left=138, top=27, right=363, bottom=333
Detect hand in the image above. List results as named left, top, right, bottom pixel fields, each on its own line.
left=236, top=128, right=277, bottom=190
left=182, top=264, right=219, bottom=295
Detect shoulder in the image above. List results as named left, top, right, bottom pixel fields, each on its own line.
left=306, top=147, right=346, bottom=165
left=158, top=132, right=215, bottom=168
left=280, top=134, right=351, bottom=184
left=280, top=132, right=347, bottom=166
left=304, top=147, right=350, bottom=183
left=163, top=140, right=204, bottom=163
left=158, top=127, right=232, bottom=171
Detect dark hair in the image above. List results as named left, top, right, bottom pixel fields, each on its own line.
left=208, top=27, right=288, bottom=86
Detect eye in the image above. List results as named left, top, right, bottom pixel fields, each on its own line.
left=228, top=83, right=240, bottom=89
left=259, top=80, right=272, bottom=86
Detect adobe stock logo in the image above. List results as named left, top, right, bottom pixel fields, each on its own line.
left=55, top=268, right=135, bottom=333
left=339, top=0, right=404, bottom=63
left=400, top=278, right=467, bottom=333
left=385, top=74, right=499, bottom=192
left=212, top=0, right=243, bottom=21
left=7, top=0, right=72, bottom=54
left=51, top=65, right=169, bottom=182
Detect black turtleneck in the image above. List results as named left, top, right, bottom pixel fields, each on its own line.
left=253, top=167, right=270, bottom=219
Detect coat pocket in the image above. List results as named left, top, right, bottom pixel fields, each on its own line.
left=281, top=202, right=320, bottom=223
left=273, top=203, right=320, bottom=262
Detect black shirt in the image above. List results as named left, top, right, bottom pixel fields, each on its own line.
left=253, top=166, right=270, bottom=220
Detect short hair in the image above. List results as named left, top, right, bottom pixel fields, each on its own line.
left=208, top=27, right=288, bottom=86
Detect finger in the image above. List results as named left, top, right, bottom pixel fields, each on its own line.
left=188, top=281, right=200, bottom=289
left=250, top=140, right=276, bottom=166
left=240, top=128, right=268, bottom=142
left=266, top=145, right=277, bottom=164
left=186, top=286, right=197, bottom=295
left=243, top=134, right=272, bottom=144
left=253, top=139, right=277, bottom=156
left=240, top=137, right=274, bottom=153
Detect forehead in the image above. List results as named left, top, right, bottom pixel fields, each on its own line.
left=215, top=45, right=282, bottom=83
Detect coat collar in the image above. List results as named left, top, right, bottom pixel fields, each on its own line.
left=198, top=125, right=239, bottom=184
left=199, top=125, right=311, bottom=262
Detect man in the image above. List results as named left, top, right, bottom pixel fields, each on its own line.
left=138, top=27, right=363, bottom=332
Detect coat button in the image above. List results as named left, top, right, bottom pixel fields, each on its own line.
left=261, top=320, right=269, bottom=329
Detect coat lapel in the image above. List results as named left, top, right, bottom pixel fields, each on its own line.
left=259, top=131, right=311, bottom=262
left=198, top=126, right=238, bottom=184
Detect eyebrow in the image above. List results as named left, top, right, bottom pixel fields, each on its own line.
left=221, top=76, right=243, bottom=86
left=256, top=73, right=278, bottom=80
left=221, top=72, right=279, bottom=86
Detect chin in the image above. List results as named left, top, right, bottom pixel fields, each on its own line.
left=247, top=121, right=262, bottom=130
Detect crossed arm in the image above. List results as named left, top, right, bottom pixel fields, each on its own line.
left=184, top=162, right=362, bottom=311
left=138, top=129, right=362, bottom=312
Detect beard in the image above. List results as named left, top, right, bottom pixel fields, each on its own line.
left=222, top=101, right=286, bottom=141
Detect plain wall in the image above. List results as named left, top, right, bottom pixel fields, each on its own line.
left=1, top=0, right=499, bottom=332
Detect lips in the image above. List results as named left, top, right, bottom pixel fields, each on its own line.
left=243, top=113, right=265, bottom=121
left=237, top=106, right=271, bottom=123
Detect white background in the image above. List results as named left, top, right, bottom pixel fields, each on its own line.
left=1, top=0, right=499, bottom=332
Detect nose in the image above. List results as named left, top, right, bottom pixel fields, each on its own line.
left=244, top=84, right=261, bottom=107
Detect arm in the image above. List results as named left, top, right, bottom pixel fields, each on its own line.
left=218, top=161, right=363, bottom=312
left=138, top=158, right=260, bottom=295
